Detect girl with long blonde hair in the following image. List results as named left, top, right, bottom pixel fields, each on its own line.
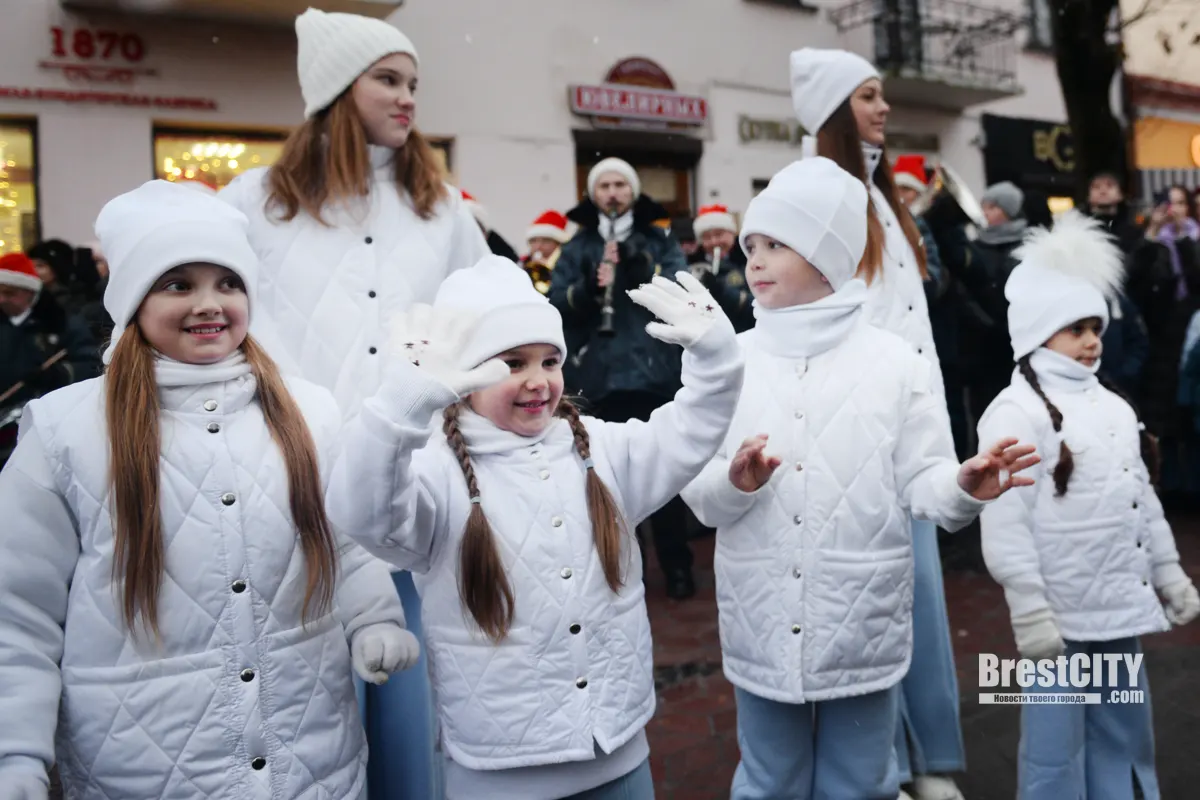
left=0, top=180, right=414, bottom=799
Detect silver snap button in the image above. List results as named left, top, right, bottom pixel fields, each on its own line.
left=540, top=470, right=550, bottom=480
left=791, top=624, right=802, bottom=634
left=240, top=668, right=255, bottom=683
left=575, top=677, right=588, bottom=689
left=231, top=580, right=247, bottom=593
left=793, top=567, right=802, bottom=579
left=793, top=515, right=802, bottom=525
left=795, top=462, right=803, bottom=471
left=251, top=757, right=266, bottom=770
left=794, top=411, right=803, bottom=420
left=207, top=422, right=220, bottom=434
left=221, top=493, right=236, bottom=506
left=552, top=517, right=563, bottom=527
left=560, top=567, right=572, bottom=579
left=569, top=623, right=582, bottom=635
left=203, top=400, right=218, bottom=412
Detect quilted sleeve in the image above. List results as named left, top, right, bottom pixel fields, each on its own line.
left=447, top=190, right=490, bottom=271
left=324, top=360, right=459, bottom=572
left=0, top=426, right=79, bottom=792
left=681, top=446, right=761, bottom=529
left=332, top=540, right=408, bottom=640
left=894, top=358, right=983, bottom=532
left=594, top=325, right=744, bottom=526
left=1142, top=479, right=1187, bottom=590
left=977, top=400, right=1052, bottom=619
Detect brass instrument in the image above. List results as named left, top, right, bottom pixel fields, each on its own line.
left=523, top=247, right=559, bottom=295
left=909, top=162, right=987, bottom=230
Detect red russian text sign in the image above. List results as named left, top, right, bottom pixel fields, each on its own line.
left=0, top=86, right=216, bottom=111
left=570, top=84, right=707, bottom=125
left=51, top=27, right=146, bottom=63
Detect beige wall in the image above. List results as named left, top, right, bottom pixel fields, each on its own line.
left=1120, top=0, right=1200, bottom=82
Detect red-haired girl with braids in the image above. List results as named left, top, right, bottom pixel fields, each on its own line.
left=327, top=256, right=744, bottom=800
left=978, top=211, right=1200, bottom=799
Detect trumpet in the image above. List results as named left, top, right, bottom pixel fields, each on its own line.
left=598, top=209, right=619, bottom=338
left=523, top=248, right=559, bottom=295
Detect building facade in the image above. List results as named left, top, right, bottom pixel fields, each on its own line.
left=0, top=0, right=1070, bottom=255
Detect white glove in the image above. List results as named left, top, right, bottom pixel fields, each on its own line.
left=351, top=623, right=420, bottom=685
left=1011, top=608, right=1065, bottom=660
left=388, top=303, right=509, bottom=398
left=1161, top=580, right=1200, bottom=626
left=627, top=271, right=735, bottom=350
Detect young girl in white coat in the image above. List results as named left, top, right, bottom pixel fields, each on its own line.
left=681, top=157, right=1039, bottom=800
left=325, top=255, right=744, bottom=800
left=0, top=181, right=416, bottom=800
left=220, top=12, right=490, bottom=796
left=977, top=211, right=1200, bottom=800
left=790, top=47, right=967, bottom=800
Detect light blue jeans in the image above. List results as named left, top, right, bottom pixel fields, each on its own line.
left=566, top=759, right=655, bottom=800
left=361, top=571, right=442, bottom=800
left=732, top=686, right=900, bottom=800
left=1019, top=637, right=1158, bottom=800
left=895, top=518, right=966, bottom=782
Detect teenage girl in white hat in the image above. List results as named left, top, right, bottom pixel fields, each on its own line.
left=0, top=180, right=414, bottom=799
left=978, top=211, right=1199, bottom=799
left=221, top=10, right=491, bottom=797
left=681, top=156, right=1037, bottom=800
left=789, top=48, right=965, bottom=800
left=324, top=256, right=744, bottom=799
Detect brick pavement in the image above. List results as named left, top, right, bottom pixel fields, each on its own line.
left=644, top=513, right=1200, bottom=799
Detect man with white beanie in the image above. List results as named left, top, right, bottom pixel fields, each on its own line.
left=548, top=156, right=698, bottom=599
left=681, top=156, right=1034, bottom=800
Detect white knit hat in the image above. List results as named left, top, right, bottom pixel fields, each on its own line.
left=587, top=158, right=641, bottom=200
left=739, top=157, right=868, bottom=290
left=790, top=48, right=880, bottom=135
left=433, top=255, right=567, bottom=369
left=296, top=8, right=419, bottom=119
left=1006, top=210, right=1125, bottom=359
left=96, top=180, right=259, bottom=362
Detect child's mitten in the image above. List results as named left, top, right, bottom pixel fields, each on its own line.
left=351, top=623, right=421, bottom=685
left=1161, top=580, right=1200, bottom=626
left=1011, top=608, right=1064, bottom=660
left=627, top=271, right=736, bottom=354
left=388, top=304, right=509, bottom=398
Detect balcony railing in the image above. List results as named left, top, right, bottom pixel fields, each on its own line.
left=61, top=0, right=402, bottom=26
left=829, top=0, right=1024, bottom=109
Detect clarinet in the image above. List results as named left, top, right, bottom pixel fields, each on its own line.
left=597, top=208, right=619, bottom=337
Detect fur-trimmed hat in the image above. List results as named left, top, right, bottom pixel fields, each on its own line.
left=1006, top=210, right=1125, bottom=359
left=693, top=204, right=738, bottom=237
left=526, top=210, right=569, bottom=244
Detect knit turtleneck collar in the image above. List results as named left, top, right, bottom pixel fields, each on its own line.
left=455, top=406, right=572, bottom=456
left=369, top=144, right=396, bottom=173
left=752, top=279, right=869, bottom=358
left=1020, top=347, right=1100, bottom=394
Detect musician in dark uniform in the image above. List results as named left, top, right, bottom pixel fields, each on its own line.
left=548, top=157, right=697, bottom=599
left=0, top=252, right=100, bottom=408
left=521, top=209, right=570, bottom=295
left=687, top=204, right=754, bottom=332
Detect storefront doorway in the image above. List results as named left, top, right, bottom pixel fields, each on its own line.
left=573, top=128, right=700, bottom=220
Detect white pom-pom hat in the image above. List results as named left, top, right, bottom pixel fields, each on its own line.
left=1006, top=210, right=1125, bottom=359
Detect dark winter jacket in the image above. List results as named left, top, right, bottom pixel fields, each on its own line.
left=0, top=291, right=101, bottom=408
left=486, top=230, right=520, bottom=263
left=1140, top=237, right=1200, bottom=437
left=1089, top=204, right=1177, bottom=341
left=1099, top=294, right=1149, bottom=398
left=549, top=194, right=688, bottom=404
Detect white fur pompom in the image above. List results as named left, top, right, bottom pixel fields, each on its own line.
left=1012, top=210, right=1125, bottom=299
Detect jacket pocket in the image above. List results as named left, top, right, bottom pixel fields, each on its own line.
left=806, top=546, right=913, bottom=678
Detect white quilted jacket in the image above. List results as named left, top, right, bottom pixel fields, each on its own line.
left=682, top=321, right=982, bottom=704
left=220, top=147, right=489, bottom=418
left=0, top=373, right=405, bottom=800
left=325, top=330, right=744, bottom=771
left=866, top=183, right=945, bottom=399
left=978, top=350, right=1180, bottom=641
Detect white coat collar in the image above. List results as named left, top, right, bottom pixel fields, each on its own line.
left=155, top=351, right=257, bottom=413
left=752, top=279, right=868, bottom=358
left=1020, top=347, right=1100, bottom=394
left=456, top=407, right=574, bottom=457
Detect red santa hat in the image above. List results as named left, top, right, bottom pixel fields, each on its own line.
left=893, top=154, right=928, bottom=193
left=0, top=251, right=43, bottom=293
left=460, top=189, right=490, bottom=232
left=693, top=203, right=738, bottom=237
left=526, top=210, right=569, bottom=244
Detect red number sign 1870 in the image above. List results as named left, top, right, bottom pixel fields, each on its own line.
left=50, top=27, right=146, bottom=63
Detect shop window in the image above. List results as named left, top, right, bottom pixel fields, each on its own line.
left=153, top=127, right=288, bottom=190
left=1027, top=0, right=1053, bottom=52
left=0, top=120, right=40, bottom=255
